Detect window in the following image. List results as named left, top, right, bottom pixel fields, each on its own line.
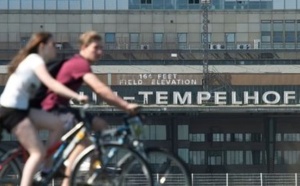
left=286, top=21, right=296, bottom=31
left=273, top=21, right=284, bottom=43
left=261, top=21, right=271, bottom=31
left=165, top=0, right=175, bottom=9
left=273, top=32, right=283, bottom=43
left=283, top=133, right=300, bottom=141
left=273, top=0, right=284, bottom=10
left=297, top=20, right=300, bottom=42
left=1, top=130, right=11, bottom=141
left=235, top=0, right=248, bottom=9
left=261, top=21, right=272, bottom=43
left=188, top=0, right=200, bottom=4
left=178, top=148, right=189, bottom=163
left=245, top=133, right=262, bottom=142
left=154, top=33, right=164, bottom=43
left=201, top=33, right=211, bottom=43
left=143, top=125, right=166, bottom=140
left=213, top=133, right=224, bottom=142
left=260, top=0, right=272, bottom=9
left=285, top=21, right=296, bottom=43
left=227, top=151, right=243, bottom=165
left=153, top=0, right=164, bottom=9
left=177, top=0, right=188, bottom=9
left=130, top=33, right=140, bottom=43
left=190, top=151, right=205, bottom=165
left=283, top=151, right=300, bottom=164
left=208, top=151, right=223, bottom=165
left=177, top=33, right=187, bottom=43
left=178, top=125, right=189, bottom=140
left=178, top=33, right=187, bottom=49
left=273, top=20, right=283, bottom=31
left=224, top=0, right=236, bottom=9
left=226, top=133, right=244, bottom=142
left=148, top=152, right=167, bottom=164
left=129, top=33, right=140, bottom=49
left=225, top=33, right=235, bottom=43
left=189, top=133, right=205, bottom=142
left=261, top=32, right=271, bottom=42
left=20, top=37, right=30, bottom=47
left=105, top=33, right=116, bottom=43
left=246, top=151, right=264, bottom=165
left=234, top=133, right=243, bottom=142
left=141, top=0, right=151, bottom=4
left=129, top=0, right=140, bottom=9
left=285, top=32, right=295, bottom=43
left=285, top=0, right=296, bottom=9
left=249, top=0, right=260, bottom=9
left=275, top=151, right=282, bottom=164
left=276, top=133, right=282, bottom=142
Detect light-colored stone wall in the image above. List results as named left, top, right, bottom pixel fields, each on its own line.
left=0, top=10, right=296, bottom=50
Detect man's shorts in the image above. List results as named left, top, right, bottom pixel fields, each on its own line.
left=50, top=106, right=94, bottom=132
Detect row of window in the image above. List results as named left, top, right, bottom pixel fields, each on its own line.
left=188, top=133, right=300, bottom=142
left=179, top=150, right=300, bottom=165
left=0, top=0, right=129, bottom=11
left=275, top=151, right=300, bottom=165
left=261, top=20, right=300, bottom=43
left=1, top=0, right=300, bottom=11
left=178, top=125, right=263, bottom=142
left=276, top=133, right=300, bottom=142
left=179, top=126, right=300, bottom=142
left=178, top=149, right=265, bottom=165
left=188, top=133, right=263, bottom=142
left=105, top=33, right=189, bottom=44
left=2, top=126, right=300, bottom=142
left=131, top=0, right=300, bottom=10
left=105, top=33, right=228, bottom=44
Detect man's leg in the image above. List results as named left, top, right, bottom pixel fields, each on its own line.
left=61, top=116, right=108, bottom=186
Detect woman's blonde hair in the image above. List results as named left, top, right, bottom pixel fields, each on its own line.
left=8, top=32, right=52, bottom=75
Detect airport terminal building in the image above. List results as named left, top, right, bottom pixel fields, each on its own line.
left=1, top=0, right=300, bottom=173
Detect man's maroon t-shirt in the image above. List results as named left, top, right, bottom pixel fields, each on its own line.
left=41, top=54, right=91, bottom=111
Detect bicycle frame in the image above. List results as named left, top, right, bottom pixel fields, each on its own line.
left=0, top=138, right=63, bottom=171
left=0, top=120, right=91, bottom=185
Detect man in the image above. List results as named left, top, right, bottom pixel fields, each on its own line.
left=41, top=31, right=138, bottom=186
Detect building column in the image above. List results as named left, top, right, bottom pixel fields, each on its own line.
left=265, top=117, right=276, bottom=173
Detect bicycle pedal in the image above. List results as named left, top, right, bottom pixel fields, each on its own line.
left=76, top=184, right=92, bottom=186
left=32, top=179, right=46, bottom=186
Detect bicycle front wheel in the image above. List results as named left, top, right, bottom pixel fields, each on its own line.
left=145, top=147, right=191, bottom=186
left=0, top=147, right=22, bottom=186
left=70, top=144, right=154, bottom=186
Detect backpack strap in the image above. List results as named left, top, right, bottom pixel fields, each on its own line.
left=29, top=58, right=69, bottom=109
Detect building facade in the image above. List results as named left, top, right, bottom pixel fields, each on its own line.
left=1, top=0, right=300, bottom=173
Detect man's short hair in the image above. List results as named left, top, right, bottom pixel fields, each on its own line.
left=79, top=31, right=102, bottom=47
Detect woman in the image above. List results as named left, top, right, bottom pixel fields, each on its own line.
left=0, top=32, right=88, bottom=186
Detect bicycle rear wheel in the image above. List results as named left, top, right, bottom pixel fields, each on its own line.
left=145, top=147, right=191, bottom=186
left=70, top=144, right=153, bottom=186
left=0, top=147, right=22, bottom=186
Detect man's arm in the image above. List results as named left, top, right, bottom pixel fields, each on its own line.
left=83, top=72, right=135, bottom=111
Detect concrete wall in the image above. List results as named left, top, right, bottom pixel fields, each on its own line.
left=0, top=10, right=296, bottom=49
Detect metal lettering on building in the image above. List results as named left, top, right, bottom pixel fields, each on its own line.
left=112, top=74, right=203, bottom=86
left=77, top=86, right=300, bottom=105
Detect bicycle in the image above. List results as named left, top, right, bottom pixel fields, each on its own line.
left=0, top=136, right=63, bottom=185
left=70, top=109, right=192, bottom=186
left=0, top=104, right=154, bottom=186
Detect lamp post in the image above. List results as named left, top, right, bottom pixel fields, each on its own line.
left=201, top=0, right=211, bottom=91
